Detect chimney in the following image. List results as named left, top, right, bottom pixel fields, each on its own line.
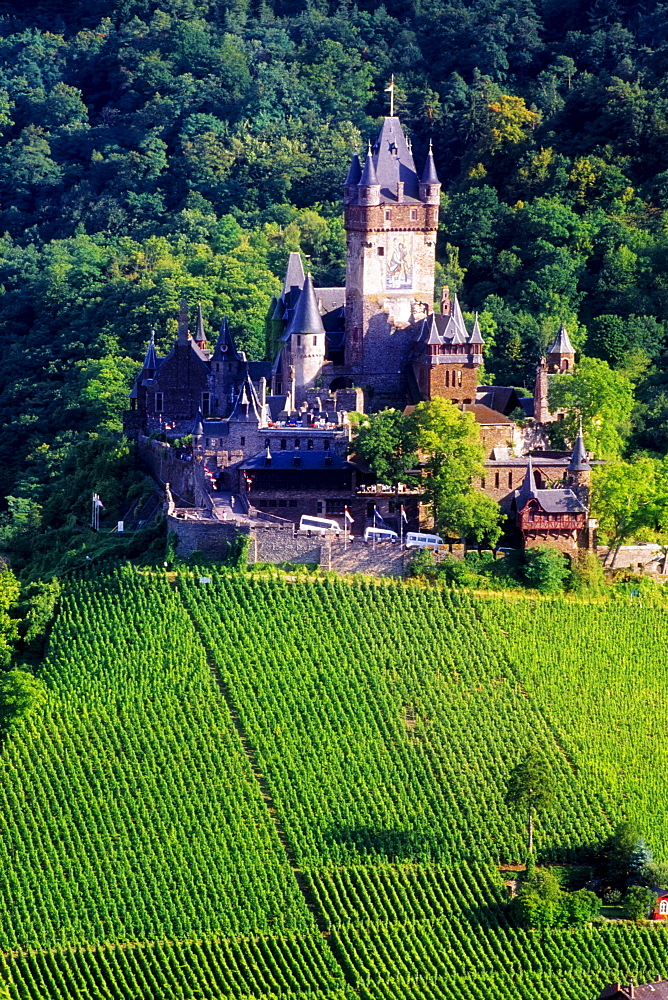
left=397, top=180, right=404, bottom=203
left=441, top=285, right=450, bottom=315
left=629, top=979, right=635, bottom=999
left=259, top=377, right=267, bottom=407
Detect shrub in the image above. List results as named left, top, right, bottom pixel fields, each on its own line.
left=622, top=885, right=657, bottom=920
left=523, top=546, right=570, bottom=594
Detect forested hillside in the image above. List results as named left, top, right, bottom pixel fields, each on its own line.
left=1, top=0, right=668, bottom=547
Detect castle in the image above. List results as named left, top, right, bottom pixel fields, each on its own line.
left=125, top=111, right=593, bottom=553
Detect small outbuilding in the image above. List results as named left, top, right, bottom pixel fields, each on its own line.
left=598, top=978, right=668, bottom=999
left=651, top=890, right=668, bottom=921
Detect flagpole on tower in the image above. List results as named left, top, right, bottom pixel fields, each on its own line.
left=385, top=74, right=395, bottom=117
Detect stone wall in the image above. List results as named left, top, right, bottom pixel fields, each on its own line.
left=599, top=543, right=666, bottom=573
left=250, top=525, right=323, bottom=565
left=138, top=436, right=197, bottom=505
left=167, top=515, right=247, bottom=558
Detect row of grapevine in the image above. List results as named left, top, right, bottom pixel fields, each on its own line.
left=0, top=568, right=344, bottom=997
left=181, top=573, right=613, bottom=865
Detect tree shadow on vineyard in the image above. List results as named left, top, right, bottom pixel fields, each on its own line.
left=325, top=824, right=448, bottom=861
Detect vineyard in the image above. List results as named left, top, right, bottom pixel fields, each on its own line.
left=1, top=567, right=668, bottom=998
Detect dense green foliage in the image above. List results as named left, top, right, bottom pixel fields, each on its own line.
left=2, top=0, right=668, bottom=546
left=1, top=569, right=668, bottom=996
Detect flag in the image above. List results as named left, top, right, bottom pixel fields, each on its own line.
left=373, top=507, right=391, bottom=530
left=401, top=505, right=408, bottom=523
left=94, top=496, right=105, bottom=510
left=345, top=507, right=354, bottom=524
left=384, top=78, right=394, bottom=93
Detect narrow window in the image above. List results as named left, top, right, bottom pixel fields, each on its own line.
left=317, top=501, right=323, bottom=513
left=265, top=439, right=270, bottom=449
left=378, top=246, right=385, bottom=256
left=508, top=471, right=513, bottom=488
left=445, top=371, right=449, bottom=388
left=295, top=439, right=300, bottom=449
left=280, top=439, right=286, bottom=450
left=385, top=210, right=392, bottom=221
left=307, top=439, right=314, bottom=450
left=481, top=477, right=486, bottom=489
left=313, top=336, right=317, bottom=346
left=495, top=472, right=500, bottom=489
left=410, top=208, right=418, bottom=221
left=155, top=392, right=164, bottom=412
left=276, top=382, right=282, bottom=395
left=296, top=335, right=301, bottom=347
left=324, top=439, right=330, bottom=450
left=457, top=371, right=462, bottom=387
left=201, top=391, right=211, bottom=416
left=240, top=436, right=245, bottom=446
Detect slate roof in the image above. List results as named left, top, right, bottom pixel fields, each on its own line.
left=194, top=302, right=206, bottom=344
left=283, top=252, right=305, bottom=296
left=229, top=374, right=263, bottom=422
left=285, top=273, right=326, bottom=337
left=192, top=409, right=205, bottom=437
left=548, top=323, right=575, bottom=355
left=266, top=395, right=290, bottom=421
left=515, top=456, right=587, bottom=514
left=568, top=429, right=590, bottom=471
left=344, top=153, right=362, bottom=186
left=241, top=450, right=350, bottom=470
left=475, top=386, right=520, bottom=415
left=142, top=330, right=159, bottom=372
left=420, top=142, right=440, bottom=185
left=359, top=147, right=379, bottom=186
left=248, top=360, right=272, bottom=381
left=372, top=117, right=420, bottom=202
left=414, top=300, right=482, bottom=360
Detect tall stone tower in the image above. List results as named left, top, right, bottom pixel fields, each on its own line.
left=343, top=119, right=441, bottom=398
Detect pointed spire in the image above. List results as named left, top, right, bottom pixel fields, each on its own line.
left=425, top=313, right=441, bottom=346
left=568, top=425, right=590, bottom=472
left=344, top=152, right=362, bottom=187
left=230, top=373, right=262, bottom=422
left=289, top=273, right=325, bottom=336
left=548, top=323, right=575, bottom=356
left=194, top=301, right=206, bottom=345
left=359, top=143, right=379, bottom=186
left=420, top=140, right=440, bottom=185
left=212, top=317, right=238, bottom=361
left=469, top=312, right=484, bottom=346
left=517, top=455, right=537, bottom=509
left=192, top=408, right=204, bottom=438
left=177, top=300, right=189, bottom=345
left=143, top=329, right=159, bottom=373
left=449, top=294, right=468, bottom=344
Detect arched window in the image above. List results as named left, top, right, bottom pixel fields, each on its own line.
left=660, top=899, right=668, bottom=915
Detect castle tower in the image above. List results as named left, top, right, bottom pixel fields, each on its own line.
left=211, top=317, right=240, bottom=416
left=547, top=323, right=575, bottom=373
left=412, top=297, right=483, bottom=404
left=344, top=117, right=441, bottom=395
left=285, top=273, right=326, bottom=405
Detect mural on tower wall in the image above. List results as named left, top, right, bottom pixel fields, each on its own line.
left=386, top=234, right=413, bottom=290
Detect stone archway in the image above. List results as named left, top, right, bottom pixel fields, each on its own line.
left=329, top=376, right=355, bottom=391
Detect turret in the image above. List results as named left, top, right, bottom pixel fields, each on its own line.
left=567, top=426, right=592, bottom=493
left=547, top=323, right=575, bottom=373
left=343, top=152, right=362, bottom=205
left=358, top=145, right=380, bottom=207
left=419, top=141, right=441, bottom=205
left=289, top=273, right=326, bottom=403
left=142, top=329, right=159, bottom=378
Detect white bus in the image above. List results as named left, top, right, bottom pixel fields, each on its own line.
left=405, top=532, right=444, bottom=550
left=364, top=527, right=398, bottom=543
left=299, top=515, right=341, bottom=536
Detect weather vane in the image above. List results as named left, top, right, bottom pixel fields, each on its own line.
left=384, top=74, right=395, bottom=117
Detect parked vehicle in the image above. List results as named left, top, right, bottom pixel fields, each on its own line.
left=363, top=527, right=399, bottom=543
left=299, top=515, right=341, bottom=536
left=405, top=532, right=443, bottom=550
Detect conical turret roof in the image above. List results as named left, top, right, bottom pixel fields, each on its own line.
left=424, top=313, right=441, bottom=345
left=469, top=313, right=484, bottom=346
left=516, top=456, right=537, bottom=509
left=344, top=152, right=362, bottom=186
left=288, top=273, right=325, bottom=336
left=568, top=428, right=590, bottom=472
left=450, top=295, right=468, bottom=344
left=194, top=302, right=206, bottom=344
left=359, top=146, right=379, bottom=186
left=192, top=409, right=204, bottom=437
left=142, top=330, right=159, bottom=372
left=420, top=141, right=440, bottom=185
left=548, top=323, right=575, bottom=355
